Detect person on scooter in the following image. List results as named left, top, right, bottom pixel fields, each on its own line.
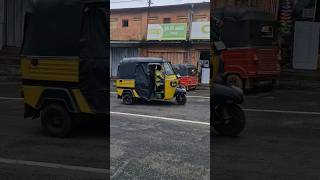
left=210, top=14, right=246, bottom=136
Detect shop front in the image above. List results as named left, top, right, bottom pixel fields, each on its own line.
left=110, top=41, right=140, bottom=77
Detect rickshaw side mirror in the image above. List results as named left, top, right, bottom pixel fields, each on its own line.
left=177, top=74, right=181, bottom=78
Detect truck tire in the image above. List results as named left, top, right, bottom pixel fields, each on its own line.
left=41, top=104, right=73, bottom=138
left=226, top=74, right=244, bottom=90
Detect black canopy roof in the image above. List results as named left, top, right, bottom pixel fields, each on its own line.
left=120, top=57, right=168, bottom=64
left=21, top=0, right=108, bottom=57
left=118, top=57, right=169, bottom=79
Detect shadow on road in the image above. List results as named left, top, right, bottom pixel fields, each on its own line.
left=29, top=118, right=108, bottom=139
left=126, top=99, right=177, bottom=106
left=73, top=119, right=108, bottom=138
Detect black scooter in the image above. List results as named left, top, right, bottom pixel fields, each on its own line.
left=211, top=42, right=246, bottom=136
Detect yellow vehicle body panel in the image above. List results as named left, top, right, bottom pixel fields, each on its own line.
left=21, top=57, right=93, bottom=114
left=21, top=57, right=79, bottom=82
left=115, top=75, right=179, bottom=100
left=164, top=74, right=178, bottom=100
left=116, top=79, right=135, bottom=88
left=72, top=89, right=93, bottom=114
left=23, top=86, right=44, bottom=108
left=117, top=88, right=139, bottom=98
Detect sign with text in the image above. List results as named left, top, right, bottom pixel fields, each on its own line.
left=147, top=23, right=187, bottom=41
left=190, top=22, right=210, bottom=40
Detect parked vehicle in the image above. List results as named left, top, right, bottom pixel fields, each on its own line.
left=173, top=64, right=198, bottom=90
left=116, top=57, right=187, bottom=105
left=211, top=16, right=246, bottom=136
left=214, top=7, right=281, bottom=90
left=21, top=0, right=108, bottom=137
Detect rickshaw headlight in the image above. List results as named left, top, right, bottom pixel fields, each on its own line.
left=170, top=81, right=177, bottom=87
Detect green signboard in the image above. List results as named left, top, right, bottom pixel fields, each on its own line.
left=147, top=23, right=187, bottom=40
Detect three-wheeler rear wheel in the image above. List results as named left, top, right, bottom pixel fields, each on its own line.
left=122, top=93, right=134, bottom=105
left=41, top=104, right=73, bottom=138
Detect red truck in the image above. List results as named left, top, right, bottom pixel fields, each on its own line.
left=215, top=7, right=281, bottom=90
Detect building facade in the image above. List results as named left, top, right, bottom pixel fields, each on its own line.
left=213, top=0, right=279, bottom=17
left=0, top=0, right=30, bottom=50
left=110, top=3, right=210, bottom=77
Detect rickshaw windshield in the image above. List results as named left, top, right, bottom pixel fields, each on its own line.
left=163, top=63, right=175, bottom=75
left=221, top=20, right=275, bottom=48
left=174, top=66, right=188, bottom=76
left=214, top=7, right=276, bottom=48
left=188, top=67, right=197, bottom=76
left=174, top=66, right=197, bottom=76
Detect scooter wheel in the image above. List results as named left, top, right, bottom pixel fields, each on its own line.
left=213, top=104, right=245, bottom=136
left=176, top=93, right=187, bottom=105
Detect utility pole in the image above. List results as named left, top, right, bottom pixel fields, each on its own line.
left=314, top=0, right=319, bottom=22
left=187, top=3, right=194, bottom=64
left=146, top=0, right=152, bottom=40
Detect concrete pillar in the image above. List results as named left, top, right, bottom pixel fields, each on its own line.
left=0, top=0, right=5, bottom=50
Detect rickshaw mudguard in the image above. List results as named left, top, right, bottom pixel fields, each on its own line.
left=175, top=87, right=187, bottom=96
left=36, top=88, right=79, bottom=113
left=117, top=89, right=139, bottom=98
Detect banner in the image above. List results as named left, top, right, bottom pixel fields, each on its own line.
left=147, top=23, right=187, bottom=41
left=190, top=22, right=210, bottom=40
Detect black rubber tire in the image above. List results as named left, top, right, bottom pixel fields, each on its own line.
left=122, top=93, right=134, bottom=105
left=213, top=104, right=246, bottom=136
left=226, top=74, right=244, bottom=90
left=41, top=104, right=72, bottom=138
left=176, top=93, right=187, bottom=105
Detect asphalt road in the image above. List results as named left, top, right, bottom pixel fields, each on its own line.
left=212, top=89, right=320, bottom=179
left=0, top=82, right=108, bottom=180
left=110, top=90, right=210, bottom=179
left=1, top=82, right=320, bottom=179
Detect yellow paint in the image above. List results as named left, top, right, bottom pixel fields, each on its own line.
left=132, top=90, right=139, bottom=98
left=116, top=88, right=124, bottom=96
left=210, top=45, right=219, bottom=85
left=21, top=57, right=79, bottom=82
left=23, top=86, right=44, bottom=108
left=164, top=74, right=178, bottom=100
left=72, top=89, right=93, bottom=114
left=116, top=88, right=139, bottom=98
left=115, top=75, right=178, bottom=100
left=116, top=79, right=135, bottom=88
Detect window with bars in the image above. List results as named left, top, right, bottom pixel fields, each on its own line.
left=122, top=19, right=129, bottom=27
left=163, top=18, right=171, bottom=24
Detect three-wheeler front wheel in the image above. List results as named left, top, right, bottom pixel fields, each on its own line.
left=176, top=93, right=187, bottom=105
left=41, top=104, right=72, bottom=138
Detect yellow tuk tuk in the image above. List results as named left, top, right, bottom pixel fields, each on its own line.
left=115, top=57, right=187, bottom=105
left=20, top=0, right=108, bottom=137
